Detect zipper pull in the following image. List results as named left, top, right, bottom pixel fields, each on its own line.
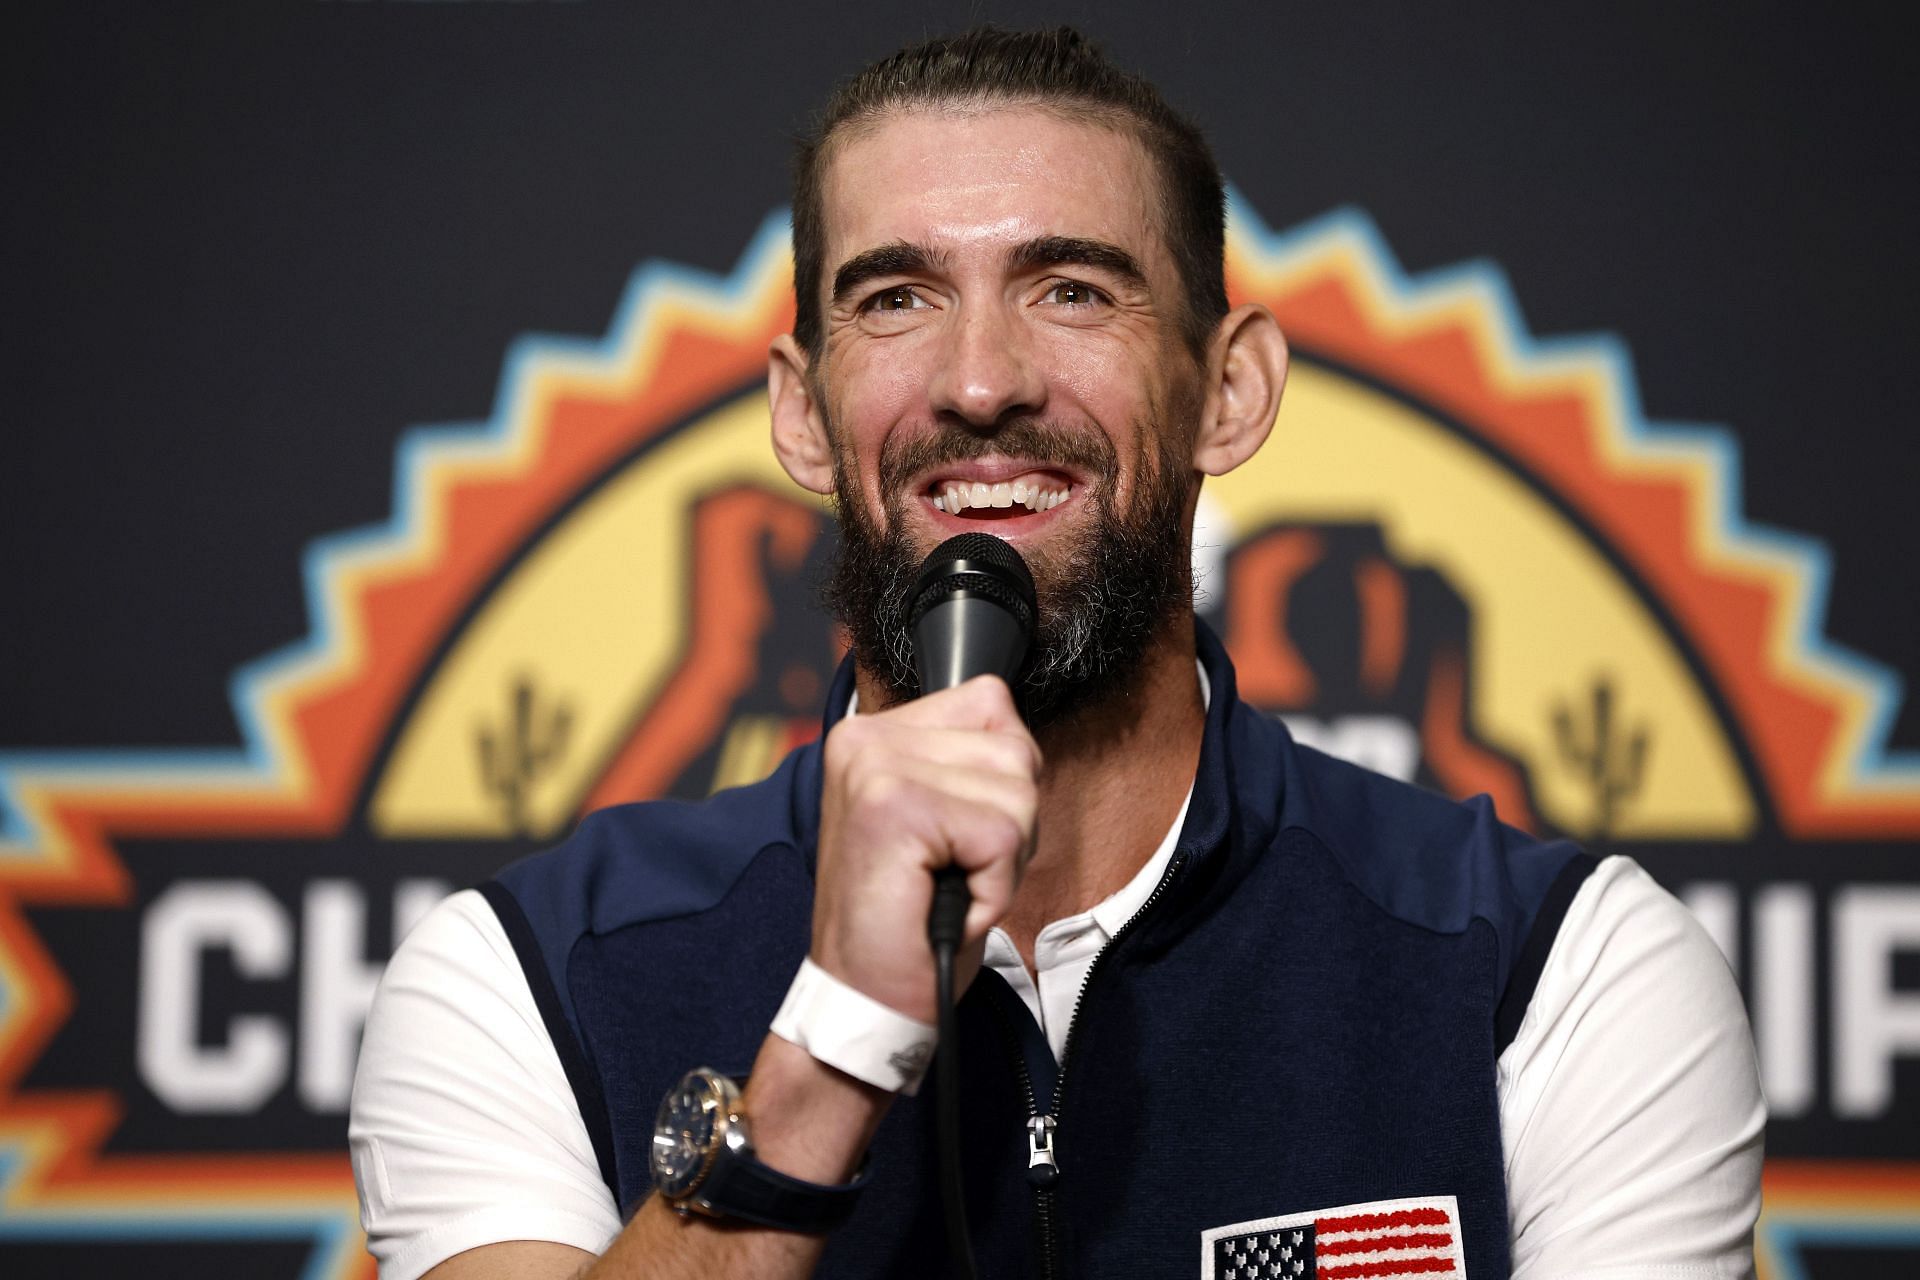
left=1025, top=1113, right=1060, bottom=1188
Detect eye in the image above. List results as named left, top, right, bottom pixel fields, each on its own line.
left=864, top=286, right=929, bottom=312
left=1042, top=280, right=1106, bottom=307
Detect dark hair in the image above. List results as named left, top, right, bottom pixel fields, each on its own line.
left=790, top=26, right=1228, bottom=358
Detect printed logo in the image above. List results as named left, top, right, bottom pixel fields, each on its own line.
left=1201, top=1195, right=1466, bottom=1280
left=1, top=203, right=1915, bottom=1276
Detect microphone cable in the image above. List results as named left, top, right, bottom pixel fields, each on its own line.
left=928, top=869, right=977, bottom=1280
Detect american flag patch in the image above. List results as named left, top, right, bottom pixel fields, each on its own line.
left=1199, top=1194, right=1467, bottom=1279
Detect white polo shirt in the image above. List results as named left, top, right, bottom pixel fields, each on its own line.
left=350, top=691, right=1763, bottom=1280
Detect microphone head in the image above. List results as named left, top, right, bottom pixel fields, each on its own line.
left=909, top=532, right=1037, bottom=632
left=908, top=533, right=1037, bottom=695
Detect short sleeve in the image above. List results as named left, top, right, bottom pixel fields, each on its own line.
left=1499, top=856, right=1765, bottom=1279
left=348, top=890, right=622, bottom=1280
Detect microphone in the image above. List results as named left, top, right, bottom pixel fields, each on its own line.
left=907, top=532, right=1035, bottom=1280
left=907, top=532, right=1037, bottom=949
left=909, top=531, right=1037, bottom=696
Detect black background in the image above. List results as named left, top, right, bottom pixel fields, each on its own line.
left=3, top=4, right=1917, bottom=1277
left=3, top=2, right=1915, bottom=754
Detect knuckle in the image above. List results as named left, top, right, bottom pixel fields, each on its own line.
left=958, top=673, right=1008, bottom=709
left=850, top=770, right=903, bottom=811
left=1011, top=784, right=1039, bottom=827
left=822, top=719, right=864, bottom=769
left=1003, top=738, right=1042, bottom=779
left=990, top=809, right=1027, bottom=858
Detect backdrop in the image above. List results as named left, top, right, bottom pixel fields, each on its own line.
left=3, top=5, right=1916, bottom=1277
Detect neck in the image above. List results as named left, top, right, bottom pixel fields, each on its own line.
left=854, top=613, right=1206, bottom=970
left=1007, top=613, right=1204, bottom=960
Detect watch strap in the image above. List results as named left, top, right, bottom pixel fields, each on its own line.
left=702, top=1141, right=870, bottom=1233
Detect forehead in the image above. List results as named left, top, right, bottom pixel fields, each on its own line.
left=818, top=106, right=1167, bottom=277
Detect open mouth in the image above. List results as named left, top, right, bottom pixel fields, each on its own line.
left=928, top=473, right=1073, bottom=520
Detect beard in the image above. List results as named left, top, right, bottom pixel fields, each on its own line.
left=821, top=415, right=1195, bottom=731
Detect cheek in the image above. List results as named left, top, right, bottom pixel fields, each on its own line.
left=831, top=337, right=934, bottom=430
left=1033, top=329, right=1165, bottom=487
left=1034, top=327, right=1131, bottom=407
left=828, top=347, right=932, bottom=508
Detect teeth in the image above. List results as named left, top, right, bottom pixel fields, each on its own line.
left=932, top=480, right=1071, bottom=514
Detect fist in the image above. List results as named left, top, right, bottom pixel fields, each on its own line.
left=810, top=675, right=1041, bottom=1023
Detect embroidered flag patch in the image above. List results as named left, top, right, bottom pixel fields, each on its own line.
left=1200, top=1194, right=1467, bottom=1279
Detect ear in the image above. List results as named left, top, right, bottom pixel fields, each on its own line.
left=768, top=334, right=836, bottom=495
left=1192, top=303, right=1288, bottom=477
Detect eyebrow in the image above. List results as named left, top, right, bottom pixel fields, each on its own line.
left=830, top=241, right=949, bottom=307
left=827, top=235, right=1150, bottom=307
left=1007, top=235, right=1148, bottom=289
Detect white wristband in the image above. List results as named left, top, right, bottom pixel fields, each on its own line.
left=770, top=958, right=937, bottom=1095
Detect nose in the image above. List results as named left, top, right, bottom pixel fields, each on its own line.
left=926, top=300, right=1046, bottom=429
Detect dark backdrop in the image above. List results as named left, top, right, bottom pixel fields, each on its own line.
left=4, top=3, right=1915, bottom=757
left=3, top=4, right=1916, bottom=1278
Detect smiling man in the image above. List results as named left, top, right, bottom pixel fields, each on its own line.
left=350, top=28, right=1764, bottom=1280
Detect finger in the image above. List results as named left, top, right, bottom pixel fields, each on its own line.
left=894, top=759, right=1036, bottom=832
left=959, top=838, right=1023, bottom=943
left=883, top=675, right=1032, bottom=740
left=869, top=776, right=1029, bottom=931
left=841, top=723, right=1040, bottom=785
left=924, top=782, right=1031, bottom=934
left=839, top=762, right=1035, bottom=871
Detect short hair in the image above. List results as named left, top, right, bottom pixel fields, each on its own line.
left=789, top=26, right=1229, bottom=359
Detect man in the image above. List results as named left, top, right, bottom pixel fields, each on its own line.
left=350, top=27, right=1763, bottom=1279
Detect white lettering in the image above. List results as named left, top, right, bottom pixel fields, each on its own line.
left=137, top=881, right=291, bottom=1112
left=298, top=878, right=450, bottom=1110
left=1680, top=882, right=1739, bottom=968
left=1755, top=884, right=1815, bottom=1117
left=298, top=881, right=382, bottom=1110
left=1279, top=714, right=1420, bottom=781
left=1833, top=886, right=1920, bottom=1117
left=394, top=878, right=451, bottom=944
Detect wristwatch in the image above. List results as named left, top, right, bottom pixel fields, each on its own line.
left=649, top=1066, right=868, bottom=1232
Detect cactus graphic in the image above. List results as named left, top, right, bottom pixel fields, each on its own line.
left=476, top=674, right=573, bottom=833
left=1551, top=676, right=1648, bottom=838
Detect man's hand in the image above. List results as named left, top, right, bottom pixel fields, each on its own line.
left=811, top=675, right=1041, bottom=1021
left=418, top=676, right=1040, bottom=1280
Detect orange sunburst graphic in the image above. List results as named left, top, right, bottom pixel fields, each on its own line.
left=0, top=205, right=1913, bottom=1274
left=0, top=221, right=797, bottom=1269
left=1225, top=202, right=1920, bottom=835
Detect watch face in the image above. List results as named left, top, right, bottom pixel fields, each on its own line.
left=651, top=1070, right=726, bottom=1199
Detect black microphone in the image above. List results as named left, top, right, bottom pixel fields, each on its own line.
left=907, top=532, right=1034, bottom=1280
left=909, top=531, right=1037, bottom=698
left=908, top=532, right=1037, bottom=949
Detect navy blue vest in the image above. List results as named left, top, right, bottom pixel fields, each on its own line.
left=484, top=621, right=1594, bottom=1277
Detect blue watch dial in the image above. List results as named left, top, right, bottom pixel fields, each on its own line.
left=647, top=1065, right=865, bottom=1231
left=651, top=1069, right=728, bottom=1199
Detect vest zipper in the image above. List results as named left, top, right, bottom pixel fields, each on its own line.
left=984, top=995, right=1060, bottom=1276
left=988, top=852, right=1189, bottom=1278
